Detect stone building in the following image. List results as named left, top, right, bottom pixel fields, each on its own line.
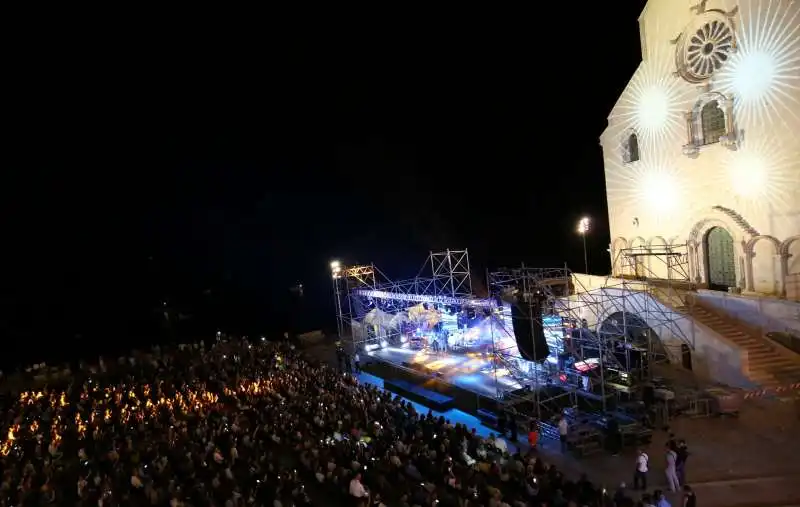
left=601, top=0, right=800, bottom=299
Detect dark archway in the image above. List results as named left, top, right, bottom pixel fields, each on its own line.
left=704, top=226, right=736, bottom=290
left=599, top=311, right=662, bottom=375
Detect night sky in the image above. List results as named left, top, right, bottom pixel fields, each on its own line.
left=3, top=6, right=647, bottom=364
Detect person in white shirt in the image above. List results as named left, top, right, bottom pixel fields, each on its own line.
left=349, top=473, right=369, bottom=503
left=558, top=416, right=569, bottom=453
left=493, top=435, right=508, bottom=455
left=634, top=448, right=649, bottom=490
left=665, top=444, right=680, bottom=492
left=354, top=353, right=361, bottom=373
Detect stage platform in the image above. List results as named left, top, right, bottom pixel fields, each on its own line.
left=367, top=346, right=525, bottom=399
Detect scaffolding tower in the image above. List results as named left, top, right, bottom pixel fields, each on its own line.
left=598, top=242, right=695, bottom=367
left=488, top=266, right=630, bottom=418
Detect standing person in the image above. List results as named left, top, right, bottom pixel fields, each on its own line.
left=336, top=346, right=345, bottom=370
left=676, top=440, right=689, bottom=485
left=682, top=485, right=697, bottom=507
left=353, top=351, right=361, bottom=374
left=606, top=416, right=621, bottom=456
left=665, top=444, right=680, bottom=492
left=558, top=415, right=569, bottom=453
left=344, top=353, right=352, bottom=373
left=508, top=412, right=518, bottom=443
left=527, top=420, right=539, bottom=450
left=634, top=448, right=649, bottom=490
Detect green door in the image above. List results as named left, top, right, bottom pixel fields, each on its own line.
left=705, top=227, right=736, bottom=290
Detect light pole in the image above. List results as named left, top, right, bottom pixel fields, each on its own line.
left=330, top=261, right=343, bottom=338
left=577, top=217, right=590, bottom=274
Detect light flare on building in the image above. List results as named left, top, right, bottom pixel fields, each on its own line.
left=715, top=0, right=800, bottom=128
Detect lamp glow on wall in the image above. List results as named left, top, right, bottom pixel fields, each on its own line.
left=719, top=132, right=800, bottom=212
left=613, top=22, right=694, bottom=151
left=605, top=150, right=685, bottom=223
left=716, top=0, right=800, bottom=128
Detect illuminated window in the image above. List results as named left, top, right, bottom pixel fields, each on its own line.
left=700, top=101, right=726, bottom=145
left=626, top=133, right=640, bottom=163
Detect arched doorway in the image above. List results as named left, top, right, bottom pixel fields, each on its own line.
left=599, top=311, right=663, bottom=376
left=704, top=227, right=736, bottom=290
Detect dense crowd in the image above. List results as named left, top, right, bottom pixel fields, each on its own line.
left=0, top=338, right=697, bottom=506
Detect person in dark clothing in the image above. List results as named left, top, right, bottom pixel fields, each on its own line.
left=676, top=440, right=689, bottom=485
left=336, top=346, right=345, bottom=370
left=508, top=414, right=518, bottom=442
left=606, top=416, right=621, bottom=456
left=497, top=411, right=507, bottom=436
left=683, top=484, right=697, bottom=507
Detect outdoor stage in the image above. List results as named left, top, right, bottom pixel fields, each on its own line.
left=332, top=252, right=628, bottom=408
left=366, top=346, right=525, bottom=399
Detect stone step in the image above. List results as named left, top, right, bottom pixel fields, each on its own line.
left=687, top=302, right=800, bottom=387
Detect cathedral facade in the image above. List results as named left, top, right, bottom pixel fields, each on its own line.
left=601, top=0, right=800, bottom=299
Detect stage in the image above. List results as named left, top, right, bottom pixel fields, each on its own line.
left=366, top=346, right=527, bottom=399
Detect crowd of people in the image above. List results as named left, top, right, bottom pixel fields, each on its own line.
left=0, top=338, right=698, bottom=506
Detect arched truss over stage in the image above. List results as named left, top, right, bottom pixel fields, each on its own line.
left=332, top=250, right=479, bottom=345
left=332, top=249, right=694, bottom=421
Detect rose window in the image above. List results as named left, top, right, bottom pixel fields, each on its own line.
left=675, top=13, right=736, bottom=84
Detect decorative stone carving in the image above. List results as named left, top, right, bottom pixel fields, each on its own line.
left=672, top=4, right=739, bottom=84
left=683, top=93, right=738, bottom=157
left=682, top=112, right=699, bottom=157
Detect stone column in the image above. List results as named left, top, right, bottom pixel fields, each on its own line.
left=745, top=251, right=756, bottom=293
left=682, top=111, right=699, bottom=157
left=719, top=96, right=738, bottom=148
left=778, top=253, right=790, bottom=298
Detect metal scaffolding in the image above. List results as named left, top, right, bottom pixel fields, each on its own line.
left=332, top=249, right=477, bottom=352
left=487, top=266, right=628, bottom=416
left=331, top=247, right=696, bottom=421
left=598, top=242, right=695, bottom=368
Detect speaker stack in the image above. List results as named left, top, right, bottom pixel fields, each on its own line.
left=509, top=293, right=550, bottom=363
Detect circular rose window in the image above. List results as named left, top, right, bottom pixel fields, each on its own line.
left=675, top=13, right=736, bottom=83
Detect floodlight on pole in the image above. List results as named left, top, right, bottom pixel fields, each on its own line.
left=577, top=217, right=590, bottom=274
left=331, top=260, right=342, bottom=279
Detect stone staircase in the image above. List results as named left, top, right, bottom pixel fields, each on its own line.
left=687, top=300, right=800, bottom=387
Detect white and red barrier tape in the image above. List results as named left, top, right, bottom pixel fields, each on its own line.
left=741, top=382, right=800, bottom=399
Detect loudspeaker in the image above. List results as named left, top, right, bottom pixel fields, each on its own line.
left=510, top=295, right=550, bottom=363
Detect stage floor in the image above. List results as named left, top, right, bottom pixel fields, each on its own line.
left=366, top=346, right=525, bottom=399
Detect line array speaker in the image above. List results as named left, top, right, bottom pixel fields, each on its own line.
left=510, top=295, right=550, bottom=363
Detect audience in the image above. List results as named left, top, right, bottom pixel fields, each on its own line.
left=0, top=337, right=694, bottom=506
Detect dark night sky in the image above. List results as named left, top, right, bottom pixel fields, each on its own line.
left=3, top=6, right=647, bottom=363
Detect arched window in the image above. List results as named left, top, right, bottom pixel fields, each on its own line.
left=700, top=100, right=726, bottom=145
left=627, top=133, right=640, bottom=162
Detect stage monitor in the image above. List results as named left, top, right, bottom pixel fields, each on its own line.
left=509, top=295, right=550, bottom=363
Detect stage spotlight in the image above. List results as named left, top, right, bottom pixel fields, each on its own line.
left=330, top=260, right=342, bottom=279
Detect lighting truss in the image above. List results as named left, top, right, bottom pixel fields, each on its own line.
left=351, top=289, right=494, bottom=308
left=332, top=249, right=478, bottom=351
left=332, top=264, right=376, bottom=348
left=429, top=249, right=473, bottom=297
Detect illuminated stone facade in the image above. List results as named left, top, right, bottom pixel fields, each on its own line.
left=601, top=0, right=800, bottom=299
